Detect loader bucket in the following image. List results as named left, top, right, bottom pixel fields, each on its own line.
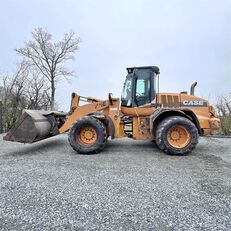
left=3, top=110, right=62, bottom=143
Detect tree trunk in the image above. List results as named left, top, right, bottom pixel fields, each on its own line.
left=51, top=76, right=55, bottom=110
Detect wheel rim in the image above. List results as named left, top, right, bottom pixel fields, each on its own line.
left=167, top=125, right=191, bottom=149
left=77, top=126, right=97, bottom=145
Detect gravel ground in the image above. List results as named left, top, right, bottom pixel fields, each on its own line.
left=0, top=134, right=231, bottom=231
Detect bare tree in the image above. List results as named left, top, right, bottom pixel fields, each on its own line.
left=215, top=93, right=231, bottom=135
left=223, top=96, right=231, bottom=115
left=26, top=70, right=51, bottom=110
left=0, top=101, right=3, bottom=133
left=0, top=62, right=29, bottom=130
left=15, top=27, right=80, bottom=109
left=0, top=60, right=52, bottom=131
left=215, top=93, right=231, bottom=117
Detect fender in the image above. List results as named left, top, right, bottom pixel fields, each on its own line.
left=150, top=108, right=201, bottom=135
left=88, top=112, right=115, bottom=139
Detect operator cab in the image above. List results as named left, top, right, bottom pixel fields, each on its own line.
left=121, top=66, right=160, bottom=107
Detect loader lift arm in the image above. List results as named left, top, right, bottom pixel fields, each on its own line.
left=59, top=93, right=110, bottom=133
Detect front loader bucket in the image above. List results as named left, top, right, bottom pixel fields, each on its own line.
left=3, top=110, right=62, bottom=143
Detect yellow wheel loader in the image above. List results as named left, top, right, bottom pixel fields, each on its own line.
left=3, top=66, right=221, bottom=155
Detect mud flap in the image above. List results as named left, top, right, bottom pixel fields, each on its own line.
left=3, top=110, right=65, bottom=143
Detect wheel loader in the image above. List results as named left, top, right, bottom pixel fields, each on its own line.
left=3, top=66, right=221, bottom=155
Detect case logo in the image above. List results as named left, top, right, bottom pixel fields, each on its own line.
left=181, top=100, right=207, bottom=107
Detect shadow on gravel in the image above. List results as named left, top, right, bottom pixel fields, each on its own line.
left=103, top=139, right=199, bottom=158
left=102, top=139, right=159, bottom=153
left=105, top=139, right=197, bottom=157
left=196, top=152, right=231, bottom=170
left=2, top=138, right=67, bottom=157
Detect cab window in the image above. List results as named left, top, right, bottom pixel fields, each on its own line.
left=121, top=75, right=132, bottom=107
left=135, top=71, right=151, bottom=106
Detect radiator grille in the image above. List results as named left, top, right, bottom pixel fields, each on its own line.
left=160, top=95, right=179, bottom=108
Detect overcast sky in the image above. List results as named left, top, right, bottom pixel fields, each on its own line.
left=0, top=0, right=230, bottom=111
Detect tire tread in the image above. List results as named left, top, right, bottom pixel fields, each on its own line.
left=155, top=116, right=199, bottom=155
left=68, top=116, right=107, bottom=154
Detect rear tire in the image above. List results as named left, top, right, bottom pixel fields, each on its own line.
left=155, top=116, right=199, bottom=155
left=68, top=116, right=107, bottom=154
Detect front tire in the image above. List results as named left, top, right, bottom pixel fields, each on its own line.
left=68, top=116, right=107, bottom=154
left=155, top=116, right=199, bottom=155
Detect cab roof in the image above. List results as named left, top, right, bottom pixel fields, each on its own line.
left=126, top=66, right=160, bottom=74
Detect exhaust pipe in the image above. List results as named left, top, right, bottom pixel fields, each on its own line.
left=190, top=82, right=197, bottom=96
